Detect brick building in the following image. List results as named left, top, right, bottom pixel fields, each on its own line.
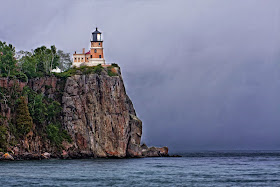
left=73, top=28, right=105, bottom=67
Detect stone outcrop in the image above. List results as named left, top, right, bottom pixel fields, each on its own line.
left=0, top=68, right=169, bottom=160
left=1, top=153, right=14, bottom=160
left=61, top=70, right=143, bottom=158
left=141, top=146, right=169, bottom=157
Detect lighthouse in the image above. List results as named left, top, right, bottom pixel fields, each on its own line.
left=73, top=27, right=105, bottom=67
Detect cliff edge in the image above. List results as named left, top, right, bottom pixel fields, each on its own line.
left=0, top=66, right=168, bottom=160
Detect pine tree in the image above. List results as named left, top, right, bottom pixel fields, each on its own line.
left=16, top=96, right=33, bottom=137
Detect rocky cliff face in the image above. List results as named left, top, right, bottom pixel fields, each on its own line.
left=0, top=67, right=168, bottom=159
left=62, top=71, right=143, bottom=158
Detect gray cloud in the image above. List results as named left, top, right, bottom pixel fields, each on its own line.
left=1, top=0, right=280, bottom=152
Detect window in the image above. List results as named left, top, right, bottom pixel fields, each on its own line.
left=97, top=34, right=101, bottom=41
left=99, top=55, right=102, bottom=58
left=87, top=58, right=88, bottom=60
left=91, top=55, right=92, bottom=58
left=74, top=58, right=76, bottom=60
left=94, top=49, right=97, bottom=53
left=82, top=58, right=83, bottom=60
left=99, top=43, right=101, bottom=46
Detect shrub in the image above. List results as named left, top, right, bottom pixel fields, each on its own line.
left=45, top=84, right=53, bottom=89
left=47, top=101, right=61, bottom=121
left=46, top=123, right=72, bottom=146
left=53, top=64, right=104, bottom=78
left=46, top=123, right=60, bottom=146
left=0, top=125, right=7, bottom=149
left=32, top=94, right=47, bottom=126
left=94, top=64, right=103, bottom=75
left=111, top=63, right=119, bottom=67
left=107, top=66, right=118, bottom=77
left=79, top=65, right=88, bottom=71
left=84, top=68, right=94, bottom=75
left=8, top=122, right=18, bottom=139
left=15, top=72, right=28, bottom=82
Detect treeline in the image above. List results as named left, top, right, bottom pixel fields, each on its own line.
left=0, top=41, right=72, bottom=82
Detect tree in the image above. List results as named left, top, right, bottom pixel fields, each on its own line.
left=16, top=96, right=33, bottom=137
left=0, top=41, right=17, bottom=77
left=32, top=94, right=47, bottom=126
left=1, top=41, right=71, bottom=79
left=50, top=45, right=59, bottom=72
left=47, top=101, right=61, bottom=122
left=57, top=50, right=72, bottom=71
left=24, top=45, right=60, bottom=75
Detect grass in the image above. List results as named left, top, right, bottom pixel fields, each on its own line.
left=53, top=64, right=120, bottom=78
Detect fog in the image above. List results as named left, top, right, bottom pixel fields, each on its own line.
left=1, top=0, right=280, bottom=152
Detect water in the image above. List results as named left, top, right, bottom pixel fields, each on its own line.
left=1, top=151, right=280, bottom=186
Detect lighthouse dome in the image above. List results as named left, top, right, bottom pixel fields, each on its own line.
left=92, top=27, right=102, bottom=34
left=91, top=27, right=102, bottom=42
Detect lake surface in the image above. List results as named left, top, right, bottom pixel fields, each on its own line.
left=1, top=151, right=280, bottom=186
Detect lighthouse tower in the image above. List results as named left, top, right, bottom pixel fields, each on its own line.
left=89, top=28, right=105, bottom=65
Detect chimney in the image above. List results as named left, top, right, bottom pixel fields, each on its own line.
left=75, top=51, right=76, bottom=54
left=83, top=48, right=85, bottom=54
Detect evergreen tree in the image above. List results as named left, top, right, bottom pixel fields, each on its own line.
left=0, top=41, right=17, bottom=77
left=16, top=96, right=33, bottom=137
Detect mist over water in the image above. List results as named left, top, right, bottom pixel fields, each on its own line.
left=0, top=0, right=280, bottom=151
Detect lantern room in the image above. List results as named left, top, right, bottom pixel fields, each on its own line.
left=92, top=27, right=102, bottom=42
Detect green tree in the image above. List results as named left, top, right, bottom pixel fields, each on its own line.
left=47, top=101, right=61, bottom=122
left=16, top=96, right=33, bottom=137
left=18, top=51, right=37, bottom=79
left=32, top=94, right=47, bottom=126
left=21, top=45, right=60, bottom=76
left=50, top=45, right=59, bottom=72
left=46, top=123, right=72, bottom=146
left=57, top=50, right=72, bottom=71
left=0, top=41, right=17, bottom=77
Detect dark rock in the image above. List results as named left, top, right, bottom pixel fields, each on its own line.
left=61, top=150, right=69, bottom=159
left=2, top=153, right=14, bottom=160
left=13, top=147, right=19, bottom=156
left=169, top=155, right=182, bottom=157
left=142, top=146, right=169, bottom=157
left=42, top=152, right=51, bottom=159
left=62, top=73, right=143, bottom=158
left=21, top=152, right=41, bottom=160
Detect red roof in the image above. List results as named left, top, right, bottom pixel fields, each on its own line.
left=85, top=51, right=90, bottom=54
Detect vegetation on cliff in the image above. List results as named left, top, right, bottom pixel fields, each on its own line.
left=53, top=64, right=104, bottom=79
left=0, top=41, right=72, bottom=82
left=107, top=63, right=119, bottom=77
left=16, top=96, right=33, bottom=137
left=0, top=41, right=75, bottom=151
left=0, top=83, right=72, bottom=152
left=0, top=124, right=7, bottom=152
left=0, top=41, right=119, bottom=82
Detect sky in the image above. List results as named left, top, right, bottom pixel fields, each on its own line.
left=1, top=0, right=280, bottom=152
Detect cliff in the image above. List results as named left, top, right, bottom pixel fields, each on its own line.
left=0, top=66, right=168, bottom=160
